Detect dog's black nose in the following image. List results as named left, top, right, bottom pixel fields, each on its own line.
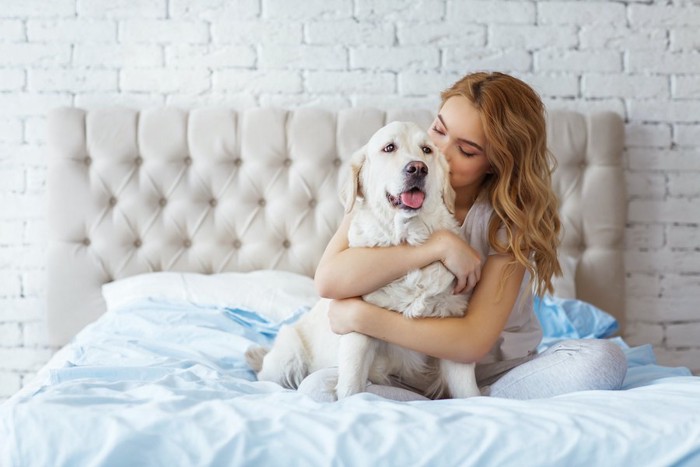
left=404, top=161, right=428, bottom=177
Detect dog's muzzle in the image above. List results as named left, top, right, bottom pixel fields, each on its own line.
left=386, top=161, right=429, bottom=210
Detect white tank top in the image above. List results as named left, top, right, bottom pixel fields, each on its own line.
left=461, top=196, right=542, bottom=363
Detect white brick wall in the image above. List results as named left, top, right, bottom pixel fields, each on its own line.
left=1, top=0, right=699, bottom=401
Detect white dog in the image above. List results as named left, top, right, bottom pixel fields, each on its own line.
left=246, top=121, right=480, bottom=400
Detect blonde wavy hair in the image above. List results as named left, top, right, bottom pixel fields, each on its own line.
left=441, top=71, right=562, bottom=296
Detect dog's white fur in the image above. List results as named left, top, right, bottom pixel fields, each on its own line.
left=246, top=121, right=480, bottom=399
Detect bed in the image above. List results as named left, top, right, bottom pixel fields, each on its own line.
left=1, top=107, right=699, bottom=466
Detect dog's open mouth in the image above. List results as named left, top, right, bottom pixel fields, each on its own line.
left=387, top=188, right=425, bottom=210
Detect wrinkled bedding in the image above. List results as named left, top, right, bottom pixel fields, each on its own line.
left=1, top=299, right=699, bottom=467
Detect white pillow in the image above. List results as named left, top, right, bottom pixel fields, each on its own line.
left=101, top=270, right=320, bottom=322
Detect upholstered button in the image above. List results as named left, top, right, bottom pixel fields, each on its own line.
left=183, top=239, right=192, bottom=248
left=184, top=156, right=192, bottom=166
left=283, top=158, right=292, bottom=167
left=135, top=156, right=143, bottom=166
left=159, top=198, right=167, bottom=207
left=82, top=238, right=91, bottom=246
left=333, top=158, right=341, bottom=167
left=234, top=158, right=242, bottom=167
left=282, top=240, right=291, bottom=248
left=108, top=197, right=117, bottom=207
left=308, top=199, right=317, bottom=208
left=84, top=156, right=92, bottom=166
left=233, top=239, right=242, bottom=249
left=209, top=198, right=217, bottom=207
left=134, top=239, right=142, bottom=248
left=258, top=199, right=266, bottom=207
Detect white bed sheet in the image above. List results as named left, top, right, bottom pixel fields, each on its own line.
left=1, top=298, right=699, bottom=467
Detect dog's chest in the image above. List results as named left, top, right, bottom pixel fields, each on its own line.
left=348, top=209, right=432, bottom=247
left=347, top=205, right=467, bottom=318
left=365, top=266, right=468, bottom=318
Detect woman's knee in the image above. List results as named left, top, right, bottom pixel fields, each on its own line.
left=588, top=339, right=627, bottom=389
left=489, top=339, right=628, bottom=399
left=557, top=339, right=627, bottom=390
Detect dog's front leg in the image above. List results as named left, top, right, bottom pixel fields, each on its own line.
left=440, top=360, right=481, bottom=398
left=336, top=332, right=376, bottom=399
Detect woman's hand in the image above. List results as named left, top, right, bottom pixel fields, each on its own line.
left=327, top=297, right=365, bottom=335
left=426, top=230, right=482, bottom=295
left=315, top=213, right=444, bottom=300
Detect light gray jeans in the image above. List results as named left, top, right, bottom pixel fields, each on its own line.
left=297, top=339, right=628, bottom=402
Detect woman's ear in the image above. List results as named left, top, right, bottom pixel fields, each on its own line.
left=341, top=146, right=366, bottom=213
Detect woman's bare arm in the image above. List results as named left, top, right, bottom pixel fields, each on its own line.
left=328, top=254, right=524, bottom=363
left=314, top=213, right=439, bottom=299
left=314, top=213, right=483, bottom=299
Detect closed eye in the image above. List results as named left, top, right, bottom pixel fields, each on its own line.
left=459, top=147, right=476, bottom=157
left=431, top=126, right=445, bottom=136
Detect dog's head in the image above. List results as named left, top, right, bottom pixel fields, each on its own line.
left=343, top=121, right=455, bottom=219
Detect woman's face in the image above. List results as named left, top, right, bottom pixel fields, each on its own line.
left=428, top=96, right=492, bottom=199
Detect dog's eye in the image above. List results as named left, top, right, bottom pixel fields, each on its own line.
left=422, top=146, right=432, bottom=154
left=383, top=143, right=396, bottom=153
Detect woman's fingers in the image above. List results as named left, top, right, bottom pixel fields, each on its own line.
left=466, top=272, right=478, bottom=292
left=454, top=270, right=479, bottom=295
left=453, top=274, right=467, bottom=295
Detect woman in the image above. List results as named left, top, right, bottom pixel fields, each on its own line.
left=300, top=72, right=627, bottom=401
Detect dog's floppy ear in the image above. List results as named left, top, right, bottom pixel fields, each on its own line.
left=437, top=151, right=456, bottom=215
left=341, top=145, right=366, bottom=213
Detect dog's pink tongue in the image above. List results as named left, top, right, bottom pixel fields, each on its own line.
left=400, top=191, right=425, bottom=209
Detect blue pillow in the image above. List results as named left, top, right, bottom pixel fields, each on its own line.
left=533, top=295, right=619, bottom=349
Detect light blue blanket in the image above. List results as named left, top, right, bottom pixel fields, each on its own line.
left=1, top=299, right=699, bottom=467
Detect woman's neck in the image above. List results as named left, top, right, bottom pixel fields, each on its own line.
left=453, top=189, right=481, bottom=224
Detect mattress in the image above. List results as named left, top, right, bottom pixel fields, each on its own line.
left=2, top=271, right=698, bottom=467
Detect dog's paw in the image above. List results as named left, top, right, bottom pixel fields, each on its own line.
left=335, top=378, right=366, bottom=400
left=335, top=386, right=358, bottom=400
left=322, top=372, right=340, bottom=398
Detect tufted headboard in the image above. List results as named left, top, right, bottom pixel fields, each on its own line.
left=46, top=107, right=625, bottom=346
